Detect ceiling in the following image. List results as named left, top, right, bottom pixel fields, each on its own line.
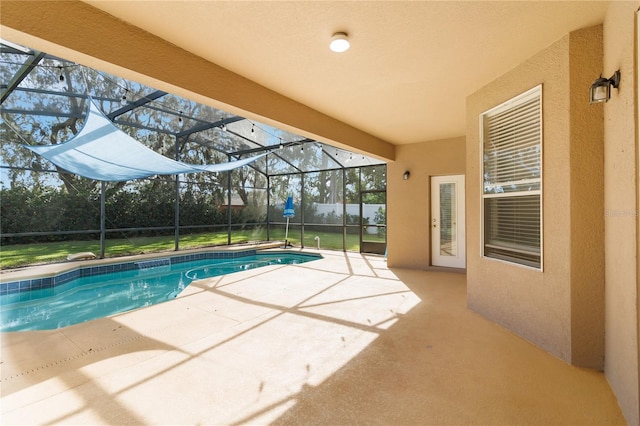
left=81, top=1, right=610, bottom=146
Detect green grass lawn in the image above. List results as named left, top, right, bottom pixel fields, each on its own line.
left=0, top=228, right=385, bottom=269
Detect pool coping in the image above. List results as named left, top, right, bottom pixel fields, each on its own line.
left=0, top=242, right=300, bottom=295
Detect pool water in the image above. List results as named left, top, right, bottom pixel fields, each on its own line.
left=0, top=252, right=319, bottom=332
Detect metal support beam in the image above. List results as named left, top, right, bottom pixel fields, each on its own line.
left=174, top=136, right=181, bottom=251
left=322, top=147, right=346, bottom=168
left=0, top=50, right=46, bottom=105
left=176, top=116, right=244, bottom=138
left=266, top=172, right=271, bottom=242
left=230, top=139, right=304, bottom=174
left=107, top=89, right=167, bottom=120
left=174, top=175, right=180, bottom=251
left=227, top=164, right=232, bottom=245
left=343, top=167, right=347, bottom=251
left=1, top=108, right=83, bottom=119
left=100, top=181, right=106, bottom=259
left=112, top=119, right=178, bottom=135
left=230, top=138, right=314, bottom=157
left=300, top=173, right=305, bottom=248
left=3, top=86, right=87, bottom=99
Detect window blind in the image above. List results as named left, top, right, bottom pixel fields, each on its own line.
left=481, top=86, right=542, bottom=269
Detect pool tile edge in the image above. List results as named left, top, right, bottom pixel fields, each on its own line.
left=0, top=243, right=284, bottom=294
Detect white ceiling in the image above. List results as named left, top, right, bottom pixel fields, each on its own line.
left=85, top=1, right=609, bottom=145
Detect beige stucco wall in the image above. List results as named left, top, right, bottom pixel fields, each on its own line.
left=603, top=3, right=640, bottom=425
left=568, top=27, right=606, bottom=370
left=386, top=137, right=465, bottom=269
left=466, top=26, right=605, bottom=369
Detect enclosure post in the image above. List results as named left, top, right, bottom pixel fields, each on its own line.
left=227, top=167, right=232, bottom=245
left=300, top=172, right=305, bottom=248
left=342, top=168, right=347, bottom=251
left=266, top=174, right=270, bottom=241
left=358, top=168, right=363, bottom=253
left=100, top=180, right=106, bottom=259
left=174, top=137, right=180, bottom=251
left=174, top=175, right=180, bottom=251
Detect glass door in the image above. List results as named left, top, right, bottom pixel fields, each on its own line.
left=431, top=175, right=466, bottom=268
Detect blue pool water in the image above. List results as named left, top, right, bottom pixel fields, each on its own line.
left=0, top=252, right=320, bottom=332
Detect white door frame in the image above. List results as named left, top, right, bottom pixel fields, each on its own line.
left=431, top=175, right=466, bottom=268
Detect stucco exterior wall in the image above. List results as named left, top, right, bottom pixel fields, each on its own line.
left=568, top=26, right=606, bottom=370
left=603, top=3, right=640, bottom=425
left=466, top=26, right=605, bottom=368
left=387, top=137, right=465, bottom=269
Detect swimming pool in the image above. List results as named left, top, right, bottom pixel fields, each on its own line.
left=0, top=251, right=320, bottom=332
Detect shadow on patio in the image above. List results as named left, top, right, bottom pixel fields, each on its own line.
left=0, top=251, right=625, bottom=425
left=235, top=267, right=624, bottom=425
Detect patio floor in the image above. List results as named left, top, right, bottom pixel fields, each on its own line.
left=0, top=249, right=625, bottom=425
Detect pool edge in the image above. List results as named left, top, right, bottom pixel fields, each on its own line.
left=0, top=242, right=291, bottom=294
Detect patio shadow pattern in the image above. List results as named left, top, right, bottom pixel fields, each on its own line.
left=0, top=250, right=625, bottom=425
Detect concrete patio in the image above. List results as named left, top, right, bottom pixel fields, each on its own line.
left=0, top=250, right=625, bottom=425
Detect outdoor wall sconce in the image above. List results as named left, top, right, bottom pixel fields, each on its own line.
left=589, top=70, right=621, bottom=104
left=403, top=171, right=410, bottom=180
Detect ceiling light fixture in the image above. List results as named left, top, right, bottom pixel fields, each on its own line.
left=330, top=32, right=350, bottom=53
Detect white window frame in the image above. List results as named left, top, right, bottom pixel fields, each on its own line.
left=480, top=85, right=543, bottom=271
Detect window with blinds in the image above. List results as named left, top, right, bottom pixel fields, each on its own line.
left=481, top=85, right=542, bottom=269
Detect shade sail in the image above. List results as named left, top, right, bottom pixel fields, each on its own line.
left=25, top=100, right=265, bottom=181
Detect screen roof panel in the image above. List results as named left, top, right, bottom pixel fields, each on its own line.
left=1, top=39, right=385, bottom=178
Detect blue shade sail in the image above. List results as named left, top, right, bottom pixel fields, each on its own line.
left=25, top=100, right=265, bottom=182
